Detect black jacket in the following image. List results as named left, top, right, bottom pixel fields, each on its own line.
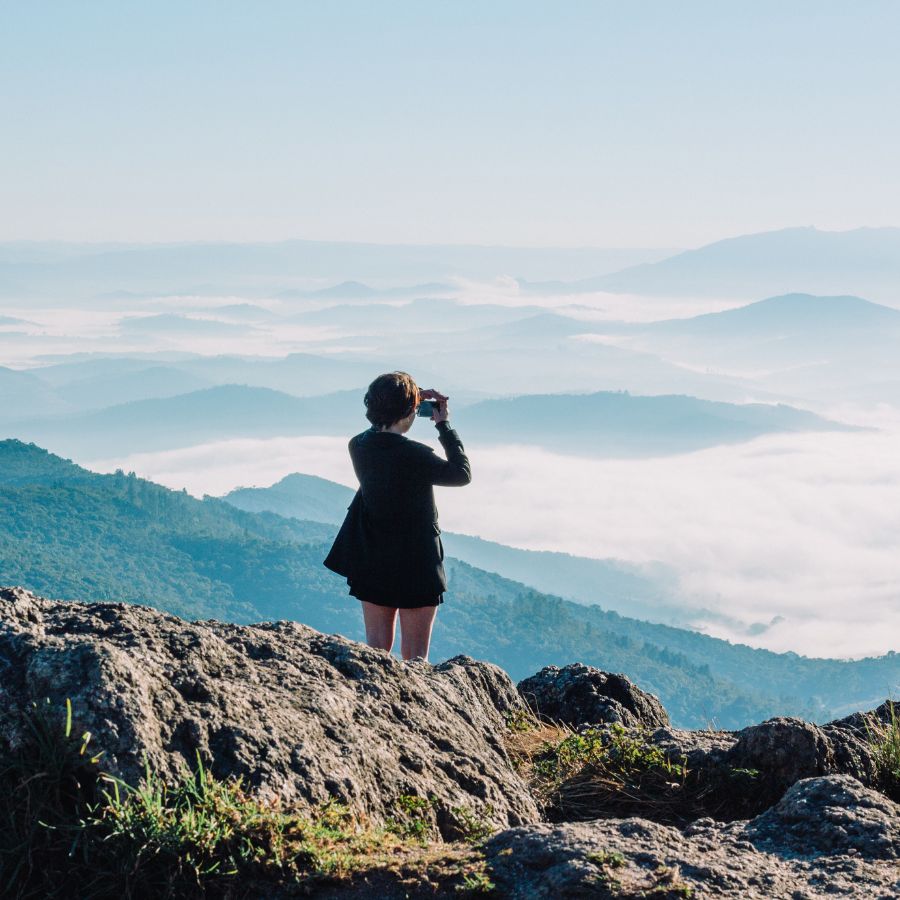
left=323, top=421, right=471, bottom=600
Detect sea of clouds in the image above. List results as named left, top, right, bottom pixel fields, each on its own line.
left=87, top=419, right=900, bottom=661
left=5, top=278, right=898, bottom=661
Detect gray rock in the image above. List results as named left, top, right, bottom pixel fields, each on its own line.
left=517, top=663, right=670, bottom=730
left=745, top=775, right=900, bottom=860
left=830, top=700, right=900, bottom=737
left=0, top=587, right=539, bottom=839
left=649, top=725, right=736, bottom=771
left=485, top=777, right=900, bottom=898
left=637, top=715, right=884, bottom=821
left=726, top=717, right=880, bottom=803
left=5, top=585, right=898, bottom=897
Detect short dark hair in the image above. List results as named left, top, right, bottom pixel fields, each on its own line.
left=364, top=372, right=419, bottom=427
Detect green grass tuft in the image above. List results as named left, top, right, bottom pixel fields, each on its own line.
left=0, top=700, right=484, bottom=898
left=449, top=804, right=496, bottom=844
left=867, top=700, right=900, bottom=802
left=455, top=870, right=497, bottom=893
left=386, top=793, right=437, bottom=842
left=586, top=849, right=626, bottom=869
left=0, top=698, right=104, bottom=898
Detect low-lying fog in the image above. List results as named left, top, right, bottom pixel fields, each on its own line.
left=85, top=423, right=900, bottom=661
left=4, top=237, right=900, bottom=661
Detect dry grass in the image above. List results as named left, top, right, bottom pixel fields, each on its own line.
left=503, top=703, right=576, bottom=805
left=503, top=707, right=704, bottom=824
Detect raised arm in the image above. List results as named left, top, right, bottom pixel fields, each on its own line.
left=411, top=394, right=471, bottom=486
left=426, top=419, right=471, bottom=486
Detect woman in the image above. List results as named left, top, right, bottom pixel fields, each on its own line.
left=323, top=371, right=471, bottom=661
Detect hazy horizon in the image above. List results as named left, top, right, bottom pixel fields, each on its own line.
left=4, top=224, right=897, bottom=251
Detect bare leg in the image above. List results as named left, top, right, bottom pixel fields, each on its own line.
left=398, top=605, right=439, bottom=661
left=360, top=601, right=398, bottom=652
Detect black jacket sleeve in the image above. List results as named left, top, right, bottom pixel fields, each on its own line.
left=421, top=421, right=472, bottom=486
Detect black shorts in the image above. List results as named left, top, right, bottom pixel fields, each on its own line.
left=347, top=578, right=444, bottom=609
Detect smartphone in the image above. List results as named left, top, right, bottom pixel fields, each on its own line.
left=417, top=400, right=439, bottom=417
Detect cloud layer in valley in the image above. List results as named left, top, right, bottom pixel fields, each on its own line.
left=87, top=422, right=900, bottom=661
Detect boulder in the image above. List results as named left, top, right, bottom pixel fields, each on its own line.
left=745, top=775, right=900, bottom=860
left=517, top=663, right=670, bottom=730
left=829, top=700, right=900, bottom=747
left=726, top=716, right=880, bottom=802
left=648, top=725, right=735, bottom=770
left=641, top=715, right=883, bottom=819
left=0, top=587, right=539, bottom=839
left=485, top=776, right=900, bottom=898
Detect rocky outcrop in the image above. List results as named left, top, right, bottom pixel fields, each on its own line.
left=745, top=775, right=900, bottom=860
left=517, top=663, right=670, bottom=729
left=485, top=776, right=900, bottom=898
left=2, top=586, right=898, bottom=897
left=0, top=587, right=539, bottom=839
left=831, top=699, right=899, bottom=733
left=651, top=716, right=880, bottom=786
left=728, top=715, right=880, bottom=800
left=643, top=713, right=884, bottom=818
left=507, top=665, right=870, bottom=826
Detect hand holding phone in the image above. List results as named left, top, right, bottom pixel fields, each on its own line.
left=417, top=395, right=450, bottom=423
left=432, top=398, right=450, bottom=424
left=417, top=388, right=449, bottom=423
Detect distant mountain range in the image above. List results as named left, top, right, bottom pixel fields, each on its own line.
left=3, top=228, right=898, bottom=310
left=0, top=353, right=384, bottom=421
left=597, top=293, right=900, bottom=399
left=118, top=314, right=254, bottom=336
left=608, top=293, right=900, bottom=346
left=460, top=391, right=852, bottom=456
left=2, top=384, right=850, bottom=460
left=639, top=292, right=900, bottom=335
left=2, top=438, right=897, bottom=728
left=569, top=227, right=900, bottom=303
left=349, top=337, right=782, bottom=402
left=16, top=286, right=896, bottom=416
left=285, top=298, right=549, bottom=332
left=5, top=385, right=361, bottom=456
left=225, top=473, right=355, bottom=526
left=0, top=333, right=794, bottom=420
left=29, top=352, right=380, bottom=393
left=278, top=280, right=457, bottom=300
left=0, top=240, right=673, bottom=298
left=0, top=367, right=72, bottom=420
left=53, top=365, right=215, bottom=411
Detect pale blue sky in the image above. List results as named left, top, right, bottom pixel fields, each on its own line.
left=2, top=1, right=898, bottom=246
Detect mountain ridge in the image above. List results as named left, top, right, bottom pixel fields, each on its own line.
left=223, top=472, right=687, bottom=625
left=582, top=227, right=900, bottom=301
left=622, top=292, right=900, bottom=336
left=5, top=383, right=853, bottom=459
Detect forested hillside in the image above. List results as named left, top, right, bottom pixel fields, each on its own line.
left=1, top=439, right=897, bottom=728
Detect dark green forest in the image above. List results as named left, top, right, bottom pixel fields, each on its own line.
left=0, top=439, right=897, bottom=729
